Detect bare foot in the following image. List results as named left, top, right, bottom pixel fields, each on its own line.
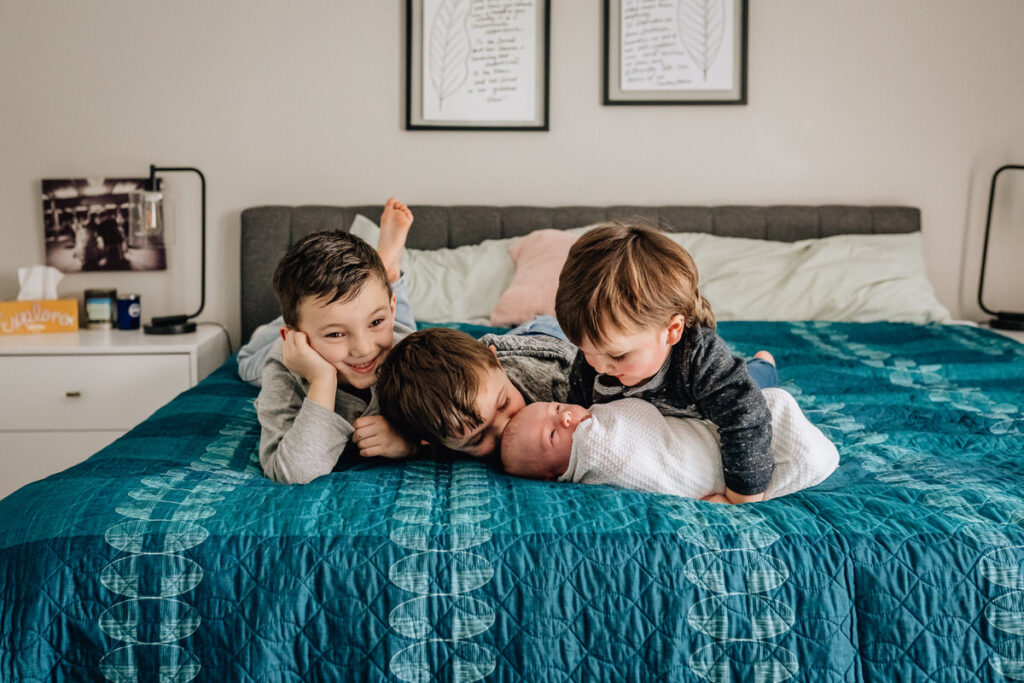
left=378, top=197, right=413, bottom=283
left=754, top=350, right=775, bottom=366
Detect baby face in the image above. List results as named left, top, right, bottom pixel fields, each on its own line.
left=500, top=402, right=591, bottom=480
left=576, top=323, right=676, bottom=388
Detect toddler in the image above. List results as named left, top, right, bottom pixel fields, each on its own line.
left=501, top=390, right=839, bottom=501
left=557, top=222, right=774, bottom=504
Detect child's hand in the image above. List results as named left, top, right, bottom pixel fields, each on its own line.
left=280, top=328, right=336, bottom=385
left=352, top=415, right=417, bottom=459
left=378, top=197, right=413, bottom=283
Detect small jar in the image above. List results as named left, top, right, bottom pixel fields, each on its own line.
left=117, top=294, right=141, bottom=330
left=84, top=288, right=117, bottom=329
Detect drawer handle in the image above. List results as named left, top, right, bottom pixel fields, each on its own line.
left=65, top=391, right=81, bottom=398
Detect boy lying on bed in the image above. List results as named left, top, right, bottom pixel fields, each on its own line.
left=498, top=391, right=839, bottom=500
left=251, top=198, right=419, bottom=484
left=376, top=323, right=777, bottom=469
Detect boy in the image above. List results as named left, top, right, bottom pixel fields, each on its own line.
left=256, top=198, right=416, bottom=484
left=500, top=391, right=839, bottom=502
left=376, top=326, right=576, bottom=458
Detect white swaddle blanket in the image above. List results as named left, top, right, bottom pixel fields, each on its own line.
left=557, top=389, right=839, bottom=500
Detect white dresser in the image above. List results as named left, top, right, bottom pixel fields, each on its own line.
left=0, top=325, right=229, bottom=499
left=983, top=324, right=1024, bottom=344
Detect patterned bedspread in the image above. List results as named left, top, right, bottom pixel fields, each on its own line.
left=2, top=322, right=1022, bottom=682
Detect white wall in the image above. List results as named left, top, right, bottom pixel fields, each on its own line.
left=2, top=0, right=1023, bottom=345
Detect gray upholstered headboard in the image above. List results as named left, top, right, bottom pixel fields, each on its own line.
left=240, top=204, right=920, bottom=341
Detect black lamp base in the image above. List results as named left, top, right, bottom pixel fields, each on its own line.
left=989, top=316, right=1024, bottom=332
left=144, top=315, right=197, bottom=335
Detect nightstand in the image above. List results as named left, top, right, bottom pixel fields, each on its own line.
left=980, top=323, right=1024, bottom=344
left=0, top=325, right=229, bottom=499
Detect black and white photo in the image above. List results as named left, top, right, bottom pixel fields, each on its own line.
left=42, top=178, right=166, bottom=273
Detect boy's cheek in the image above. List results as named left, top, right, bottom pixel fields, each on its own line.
left=305, top=338, right=336, bottom=362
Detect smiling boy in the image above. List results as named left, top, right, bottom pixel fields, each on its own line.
left=256, top=198, right=416, bottom=484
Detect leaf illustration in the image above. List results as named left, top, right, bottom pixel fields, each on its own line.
left=429, top=0, right=472, bottom=110
left=677, top=0, right=726, bottom=81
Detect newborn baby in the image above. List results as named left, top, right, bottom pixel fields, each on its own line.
left=500, top=389, right=839, bottom=501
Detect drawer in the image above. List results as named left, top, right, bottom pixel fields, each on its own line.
left=0, top=354, right=191, bottom=431
left=0, top=430, right=122, bottom=501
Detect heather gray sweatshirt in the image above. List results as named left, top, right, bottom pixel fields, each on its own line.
left=255, top=322, right=414, bottom=485
left=479, top=332, right=576, bottom=404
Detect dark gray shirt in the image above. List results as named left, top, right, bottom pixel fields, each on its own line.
left=567, top=324, right=773, bottom=495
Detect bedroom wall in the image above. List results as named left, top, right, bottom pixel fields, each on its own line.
left=2, top=0, right=1023, bottom=345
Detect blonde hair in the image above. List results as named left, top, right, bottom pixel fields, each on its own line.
left=555, top=222, right=715, bottom=346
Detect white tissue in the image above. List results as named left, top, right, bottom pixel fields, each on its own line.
left=18, top=265, right=64, bottom=300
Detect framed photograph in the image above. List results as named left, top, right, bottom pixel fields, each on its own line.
left=42, top=178, right=166, bottom=273
left=406, top=0, right=550, bottom=130
left=604, top=0, right=748, bottom=105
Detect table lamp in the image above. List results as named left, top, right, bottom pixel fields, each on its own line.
left=978, top=164, right=1024, bottom=331
left=130, top=165, right=206, bottom=335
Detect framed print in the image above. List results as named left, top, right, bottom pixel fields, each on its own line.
left=42, top=177, right=166, bottom=273
left=604, top=0, right=748, bottom=105
left=406, top=0, right=550, bottom=130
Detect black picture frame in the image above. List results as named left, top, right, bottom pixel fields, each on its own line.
left=603, top=0, right=748, bottom=105
left=406, top=0, right=550, bottom=131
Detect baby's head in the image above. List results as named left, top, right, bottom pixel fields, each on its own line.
left=500, top=402, right=592, bottom=480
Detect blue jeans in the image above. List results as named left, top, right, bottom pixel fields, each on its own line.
left=507, top=315, right=570, bottom=343
left=746, top=358, right=778, bottom=389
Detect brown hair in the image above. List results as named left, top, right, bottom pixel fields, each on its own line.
left=272, top=230, right=391, bottom=328
left=376, top=327, right=501, bottom=444
left=555, top=222, right=715, bottom=346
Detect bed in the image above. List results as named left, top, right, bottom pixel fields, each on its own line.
left=2, top=204, right=1023, bottom=682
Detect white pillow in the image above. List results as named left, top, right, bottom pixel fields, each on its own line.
left=666, top=231, right=951, bottom=323
left=349, top=214, right=520, bottom=324
left=353, top=214, right=950, bottom=325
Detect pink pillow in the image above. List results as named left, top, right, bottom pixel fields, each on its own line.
left=490, top=229, right=580, bottom=327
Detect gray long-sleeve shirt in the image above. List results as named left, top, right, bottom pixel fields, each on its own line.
left=567, top=324, right=773, bottom=495
left=255, top=321, right=414, bottom=484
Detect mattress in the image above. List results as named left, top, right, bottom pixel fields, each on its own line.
left=1, top=321, right=1023, bottom=681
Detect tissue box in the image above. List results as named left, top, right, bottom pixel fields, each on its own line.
left=0, top=299, right=79, bottom=335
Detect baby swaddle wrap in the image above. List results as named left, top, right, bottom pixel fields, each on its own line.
left=558, top=389, right=839, bottom=500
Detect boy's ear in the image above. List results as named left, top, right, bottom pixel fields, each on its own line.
left=389, top=292, right=396, bottom=314
left=666, top=314, right=685, bottom=345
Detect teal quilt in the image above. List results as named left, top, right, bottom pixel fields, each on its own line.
left=1, top=322, right=1022, bottom=682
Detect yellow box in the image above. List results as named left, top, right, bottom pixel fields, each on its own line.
left=0, top=299, right=79, bottom=335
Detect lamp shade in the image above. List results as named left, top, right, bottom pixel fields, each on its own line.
left=127, top=188, right=165, bottom=249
